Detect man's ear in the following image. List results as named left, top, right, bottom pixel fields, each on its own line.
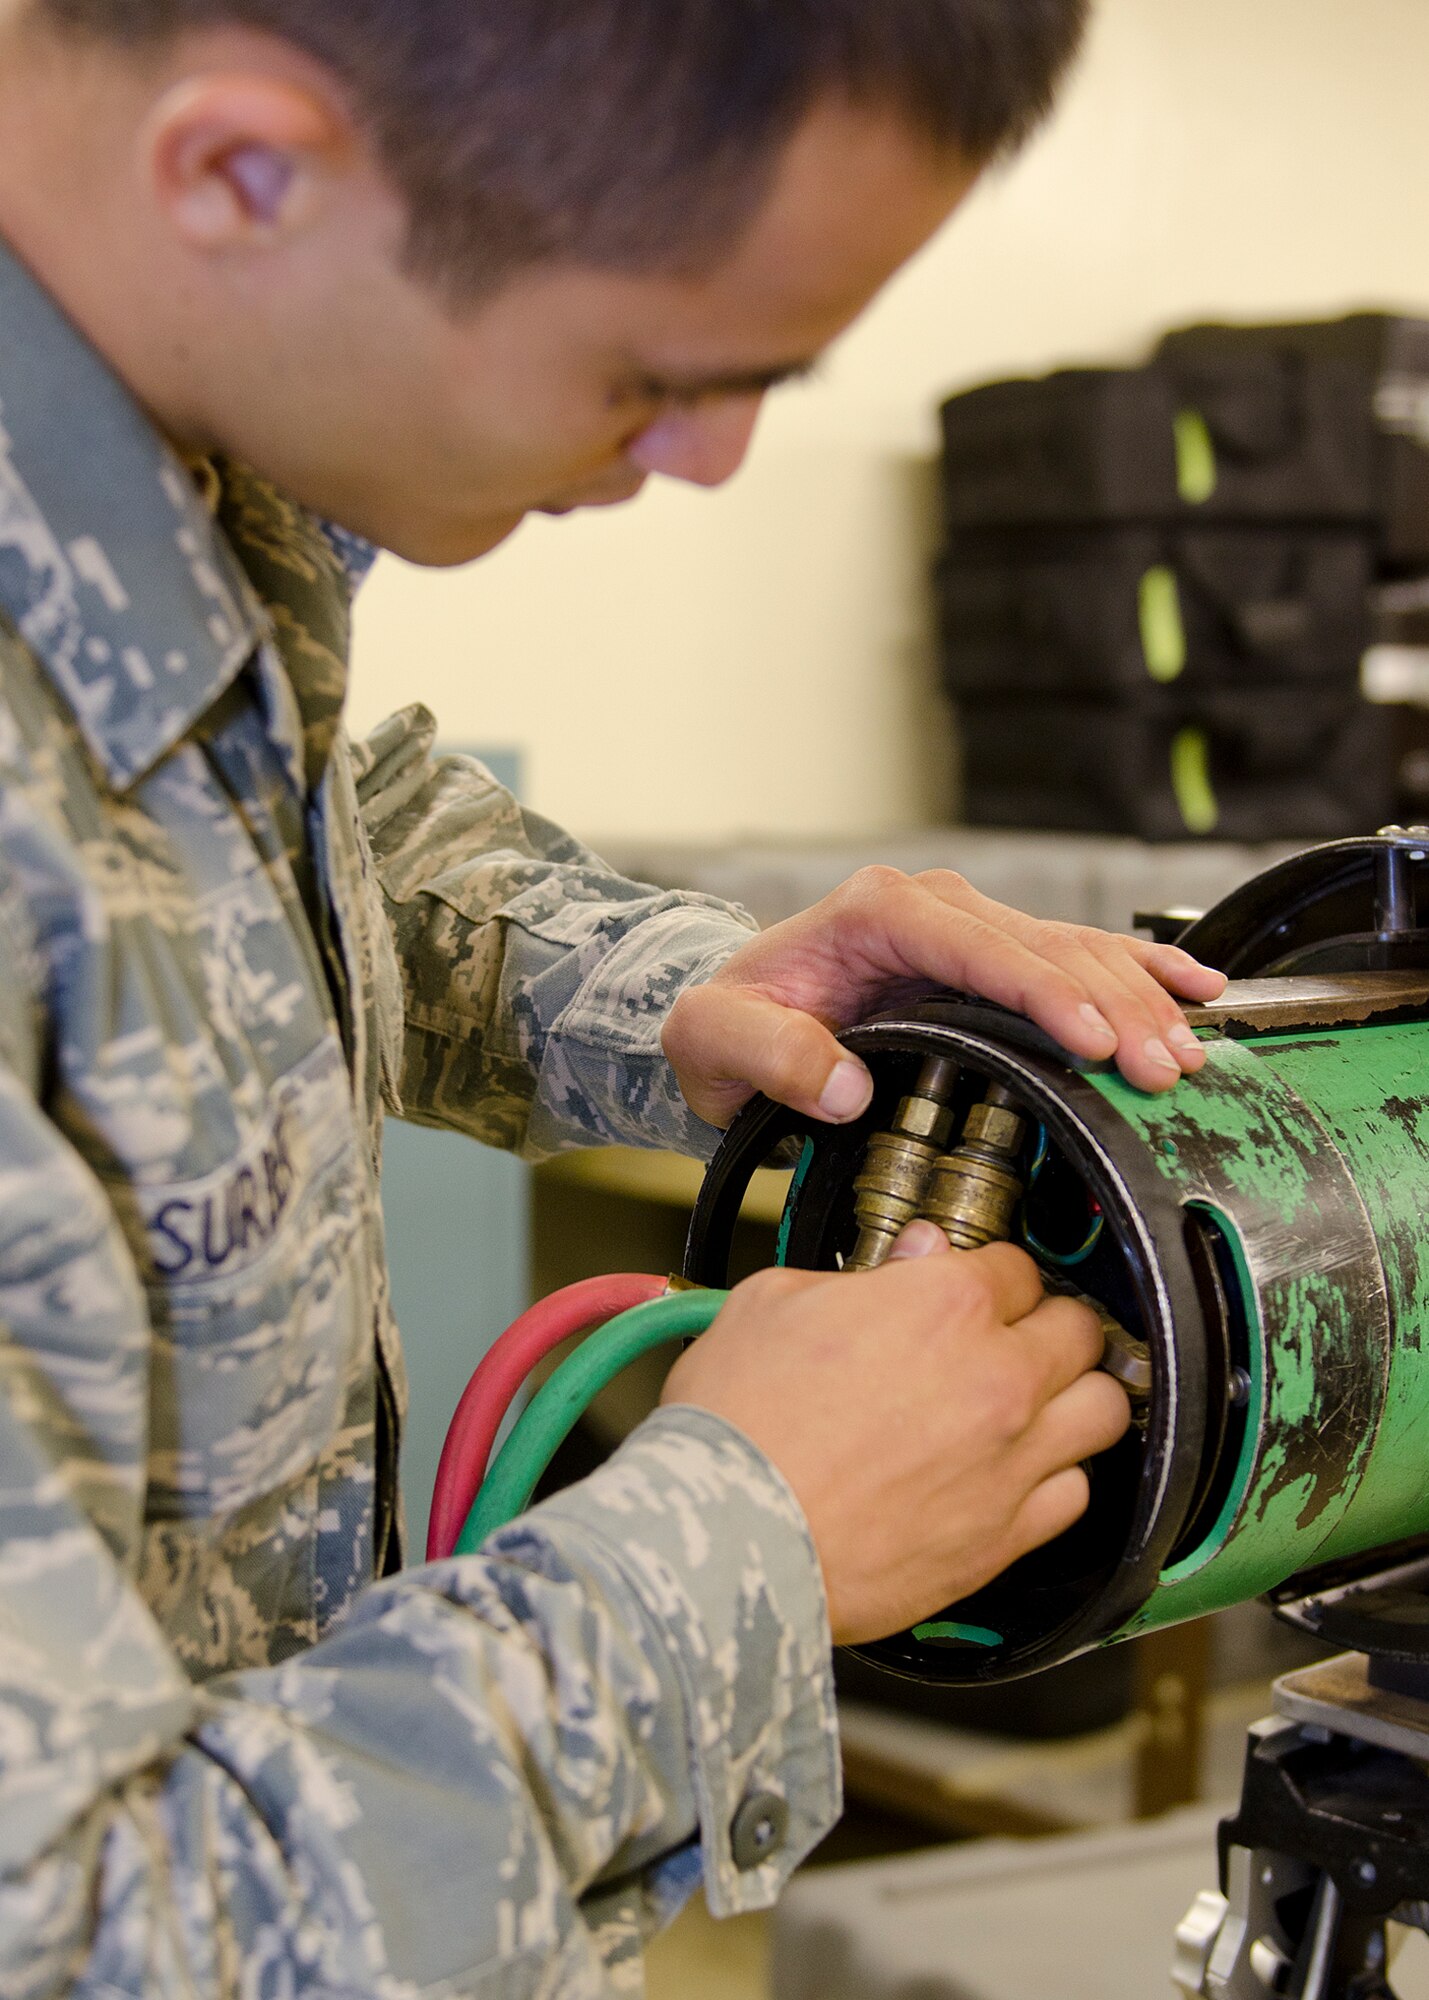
left=143, top=74, right=353, bottom=249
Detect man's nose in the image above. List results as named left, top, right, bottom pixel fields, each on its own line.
left=626, top=395, right=765, bottom=488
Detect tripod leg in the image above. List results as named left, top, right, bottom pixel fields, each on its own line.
left=1294, top=1869, right=1400, bottom=2000
left=1326, top=1918, right=1394, bottom=2000
left=1177, top=1711, right=1429, bottom=2000
left=1298, top=1875, right=1343, bottom=2000
left=1181, top=1856, right=1397, bottom=2000
left=1296, top=1877, right=1394, bottom=2000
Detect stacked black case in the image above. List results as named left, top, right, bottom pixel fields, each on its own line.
left=937, top=317, right=1429, bottom=841
left=1157, top=316, right=1429, bottom=571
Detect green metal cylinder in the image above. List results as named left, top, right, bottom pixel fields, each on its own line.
left=688, top=990, right=1429, bottom=1684
left=1098, top=1019, right=1429, bottom=1641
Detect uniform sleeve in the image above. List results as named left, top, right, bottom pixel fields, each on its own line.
left=0, top=990, right=841, bottom=1994
left=351, top=704, right=759, bottom=1161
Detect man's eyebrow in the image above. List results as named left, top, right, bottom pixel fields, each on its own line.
left=633, top=356, right=822, bottom=401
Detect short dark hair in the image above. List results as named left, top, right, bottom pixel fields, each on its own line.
left=38, top=0, right=1089, bottom=303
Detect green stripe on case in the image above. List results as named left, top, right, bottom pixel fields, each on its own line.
left=1170, top=726, right=1219, bottom=834
left=1138, top=564, right=1188, bottom=684
left=1174, top=407, right=1218, bottom=504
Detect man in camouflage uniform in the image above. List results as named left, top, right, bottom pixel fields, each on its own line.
left=0, top=1, right=1224, bottom=1994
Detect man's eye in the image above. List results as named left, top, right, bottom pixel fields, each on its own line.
left=635, top=381, right=704, bottom=411
left=609, top=379, right=674, bottom=415
left=623, top=375, right=736, bottom=413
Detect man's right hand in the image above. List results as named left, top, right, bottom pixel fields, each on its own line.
left=661, top=1225, right=1131, bottom=1647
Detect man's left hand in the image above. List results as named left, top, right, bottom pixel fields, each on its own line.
left=663, top=866, right=1228, bottom=1129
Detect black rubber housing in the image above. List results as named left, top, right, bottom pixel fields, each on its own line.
left=684, top=999, right=1209, bottom=1685
left=1176, top=832, right=1429, bottom=975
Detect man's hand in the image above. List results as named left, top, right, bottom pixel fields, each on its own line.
left=663, top=865, right=1227, bottom=1127
left=662, top=1225, right=1131, bottom=1645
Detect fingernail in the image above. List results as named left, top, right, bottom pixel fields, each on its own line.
left=1078, top=1004, right=1117, bottom=1045
left=889, top=1220, right=949, bottom=1261
left=819, top=1059, right=873, bottom=1122
left=1167, top=1024, right=1202, bottom=1055
left=1145, top=1036, right=1181, bottom=1072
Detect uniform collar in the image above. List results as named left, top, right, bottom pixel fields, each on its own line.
left=0, top=235, right=269, bottom=791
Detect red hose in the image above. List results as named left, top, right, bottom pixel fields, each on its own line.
left=427, top=1273, right=669, bottom=1560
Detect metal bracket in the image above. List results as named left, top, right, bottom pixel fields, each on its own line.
left=1174, top=1659, right=1429, bottom=1997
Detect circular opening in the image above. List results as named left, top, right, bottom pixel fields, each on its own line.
left=774, top=1047, right=1165, bottom=1683
left=686, top=1012, right=1205, bottom=1685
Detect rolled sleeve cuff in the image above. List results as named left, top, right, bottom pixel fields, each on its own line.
left=521, top=1406, right=842, bottom=1916
left=529, top=906, right=757, bottom=1161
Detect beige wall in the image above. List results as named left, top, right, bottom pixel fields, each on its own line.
left=347, top=0, right=1429, bottom=845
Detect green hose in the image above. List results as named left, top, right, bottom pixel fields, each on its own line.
left=455, top=1288, right=730, bottom=1552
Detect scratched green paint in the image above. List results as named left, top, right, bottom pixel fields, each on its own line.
left=793, top=1019, right=1429, bottom=1675
left=1247, top=1023, right=1429, bottom=1565
left=1088, top=1032, right=1393, bottom=1638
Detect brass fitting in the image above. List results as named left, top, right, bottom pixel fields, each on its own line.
left=921, top=1084, right=1028, bottom=1252
left=1037, top=1270, right=1153, bottom=1405
left=846, top=1066, right=1154, bottom=1411
left=843, top=1056, right=959, bottom=1271
left=1099, top=1315, right=1154, bottom=1402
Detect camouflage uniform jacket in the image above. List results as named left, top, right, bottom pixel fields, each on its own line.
left=0, top=239, right=840, bottom=1997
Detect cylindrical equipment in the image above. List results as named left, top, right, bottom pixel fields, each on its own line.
left=684, top=833, right=1429, bottom=1687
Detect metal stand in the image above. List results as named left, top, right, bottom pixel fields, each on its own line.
left=1175, top=1560, right=1429, bottom=1999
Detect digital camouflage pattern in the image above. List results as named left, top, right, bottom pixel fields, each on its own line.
left=0, top=237, right=839, bottom=1996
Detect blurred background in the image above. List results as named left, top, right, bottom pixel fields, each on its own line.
left=359, top=5, right=1429, bottom=1995
left=349, top=0, right=1429, bottom=850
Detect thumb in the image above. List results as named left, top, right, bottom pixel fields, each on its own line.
left=663, top=984, right=874, bottom=1128
left=887, top=1220, right=951, bottom=1261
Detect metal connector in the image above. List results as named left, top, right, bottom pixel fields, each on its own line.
left=919, top=1084, right=1152, bottom=1406
left=921, top=1084, right=1028, bottom=1251
left=843, top=1056, right=959, bottom=1271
